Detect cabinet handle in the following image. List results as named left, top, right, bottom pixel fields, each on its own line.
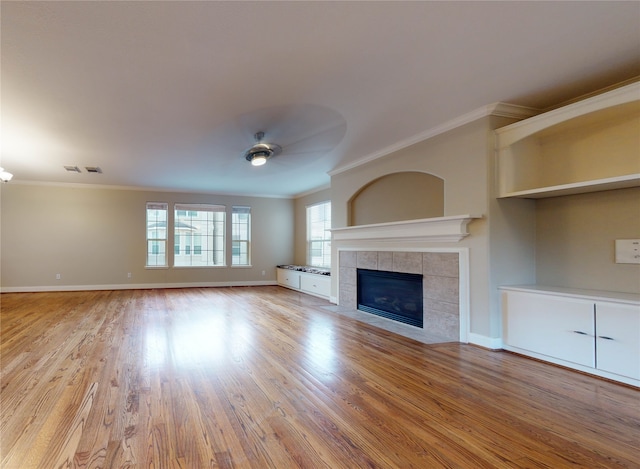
left=573, top=330, right=589, bottom=335
left=598, top=336, right=614, bottom=341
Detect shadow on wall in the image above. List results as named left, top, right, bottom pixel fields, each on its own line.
left=348, top=171, right=444, bottom=226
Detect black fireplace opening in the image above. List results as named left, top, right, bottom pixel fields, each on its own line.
left=357, top=269, right=423, bottom=328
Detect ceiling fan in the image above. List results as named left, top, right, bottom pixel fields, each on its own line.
left=244, top=131, right=282, bottom=166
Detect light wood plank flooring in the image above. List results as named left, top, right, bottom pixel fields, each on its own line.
left=1, top=286, right=639, bottom=468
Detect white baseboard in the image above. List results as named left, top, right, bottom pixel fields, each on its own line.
left=467, top=332, right=503, bottom=350
left=0, top=280, right=278, bottom=293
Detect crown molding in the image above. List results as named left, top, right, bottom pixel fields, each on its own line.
left=4, top=179, right=294, bottom=199
left=328, top=102, right=539, bottom=177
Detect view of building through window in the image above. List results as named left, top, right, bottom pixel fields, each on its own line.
left=144, top=203, right=254, bottom=269
left=232, top=206, right=251, bottom=266
left=146, top=202, right=168, bottom=267
left=307, top=201, right=331, bottom=268
left=174, top=204, right=225, bottom=267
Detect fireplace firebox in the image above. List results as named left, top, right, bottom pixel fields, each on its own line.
left=357, top=269, right=423, bottom=328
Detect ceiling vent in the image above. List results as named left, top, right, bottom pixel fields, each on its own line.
left=64, top=165, right=81, bottom=173
left=85, top=166, right=103, bottom=174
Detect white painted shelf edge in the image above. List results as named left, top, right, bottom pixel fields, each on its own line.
left=495, top=81, right=639, bottom=146
left=497, top=174, right=640, bottom=199
left=499, top=285, right=640, bottom=306
left=330, top=214, right=482, bottom=243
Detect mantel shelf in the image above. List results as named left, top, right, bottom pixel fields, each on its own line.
left=330, top=214, right=481, bottom=243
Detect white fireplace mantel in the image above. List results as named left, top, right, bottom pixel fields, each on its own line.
left=330, top=214, right=481, bottom=243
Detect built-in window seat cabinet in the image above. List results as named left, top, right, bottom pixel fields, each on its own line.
left=276, top=265, right=331, bottom=300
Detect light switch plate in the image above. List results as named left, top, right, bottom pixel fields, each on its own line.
left=615, top=239, right=640, bottom=264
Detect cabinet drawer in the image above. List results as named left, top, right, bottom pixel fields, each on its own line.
left=277, top=269, right=300, bottom=289
left=300, top=275, right=330, bottom=298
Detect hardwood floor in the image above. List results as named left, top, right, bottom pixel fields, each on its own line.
left=1, top=287, right=638, bottom=468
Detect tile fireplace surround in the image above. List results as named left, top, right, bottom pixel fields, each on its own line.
left=336, top=250, right=461, bottom=344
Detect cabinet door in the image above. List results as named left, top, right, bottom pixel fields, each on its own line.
left=276, top=269, right=300, bottom=289
left=300, top=274, right=330, bottom=298
left=503, top=291, right=595, bottom=367
left=596, top=302, right=640, bottom=379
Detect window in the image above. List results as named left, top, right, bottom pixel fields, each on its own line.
left=146, top=202, right=168, bottom=267
left=307, top=201, right=331, bottom=268
left=232, top=206, right=251, bottom=266
left=174, top=204, right=225, bottom=267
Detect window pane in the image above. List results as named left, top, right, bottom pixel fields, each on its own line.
left=174, top=204, right=225, bottom=267
left=232, top=206, right=251, bottom=265
left=306, top=201, right=331, bottom=268
left=146, top=202, right=168, bottom=267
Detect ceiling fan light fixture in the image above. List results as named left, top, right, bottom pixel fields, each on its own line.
left=244, top=133, right=282, bottom=167
left=0, top=167, right=13, bottom=182
left=250, top=154, right=268, bottom=166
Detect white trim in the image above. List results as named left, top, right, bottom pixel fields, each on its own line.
left=495, top=81, right=639, bottom=147
left=468, top=333, right=503, bottom=350
left=499, top=285, right=640, bottom=305
left=8, top=179, right=295, bottom=199
left=503, top=344, right=639, bottom=388
left=294, top=183, right=331, bottom=199
left=0, top=280, right=277, bottom=293
left=329, top=102, right=538, bottom=176
left=330, top=214, right=481, bottom=243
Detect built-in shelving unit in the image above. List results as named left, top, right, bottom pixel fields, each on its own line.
left=495, top=82, right=640, bottom=199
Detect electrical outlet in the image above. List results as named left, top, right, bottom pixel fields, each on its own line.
left=261, top=270, right=266, bottom=276
left=127, top=272, right=132, bottom=279
left=55, top=273, right=61, bottom=280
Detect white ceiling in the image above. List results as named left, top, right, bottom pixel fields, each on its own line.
left=2, top=1, right=639, bottom=198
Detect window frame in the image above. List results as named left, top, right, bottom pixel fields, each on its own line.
left=306, top=201, right=331, bottom=268
left=231, top=206, right=251, bottom=267
left=173, top=203, right=226, bottom=268
left=146, top=202, right=168, bottom=268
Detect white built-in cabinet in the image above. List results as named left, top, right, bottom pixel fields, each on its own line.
left=495, top=81, right=639, bottom=199
left=495, top=81, right=640, bottom=387
left=501, top=286, right=640, bottom=387
left=276, top=268, right=330, bottom=300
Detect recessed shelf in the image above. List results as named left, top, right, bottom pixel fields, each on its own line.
left=495, top=82, right=640, bottom=199
left=498, top=174, right=640, bottom=199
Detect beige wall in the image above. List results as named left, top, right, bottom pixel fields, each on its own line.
left=348, top=171, right=444, bottom=226
left=331, top=118, right=499, bottom=339
left=536, top=187, right=640, bottom=293
left=0, top=184, right=294, bottom=290
left=293, top=187, right=331, bottom=265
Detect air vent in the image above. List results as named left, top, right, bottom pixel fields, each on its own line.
left=64, top=165, right=81, bottom=173
left=85, top=166, right=102, bottom=174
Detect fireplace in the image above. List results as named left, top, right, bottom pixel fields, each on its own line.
left=337, top=250, right=464, bottom=343
left=357, top=269, right=424, bottom=328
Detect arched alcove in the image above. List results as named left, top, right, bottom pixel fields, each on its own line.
left=348, top=172, right=444, bottom=226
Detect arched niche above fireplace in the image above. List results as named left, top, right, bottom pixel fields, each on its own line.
left=348, top=171, right=444, bottom=226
